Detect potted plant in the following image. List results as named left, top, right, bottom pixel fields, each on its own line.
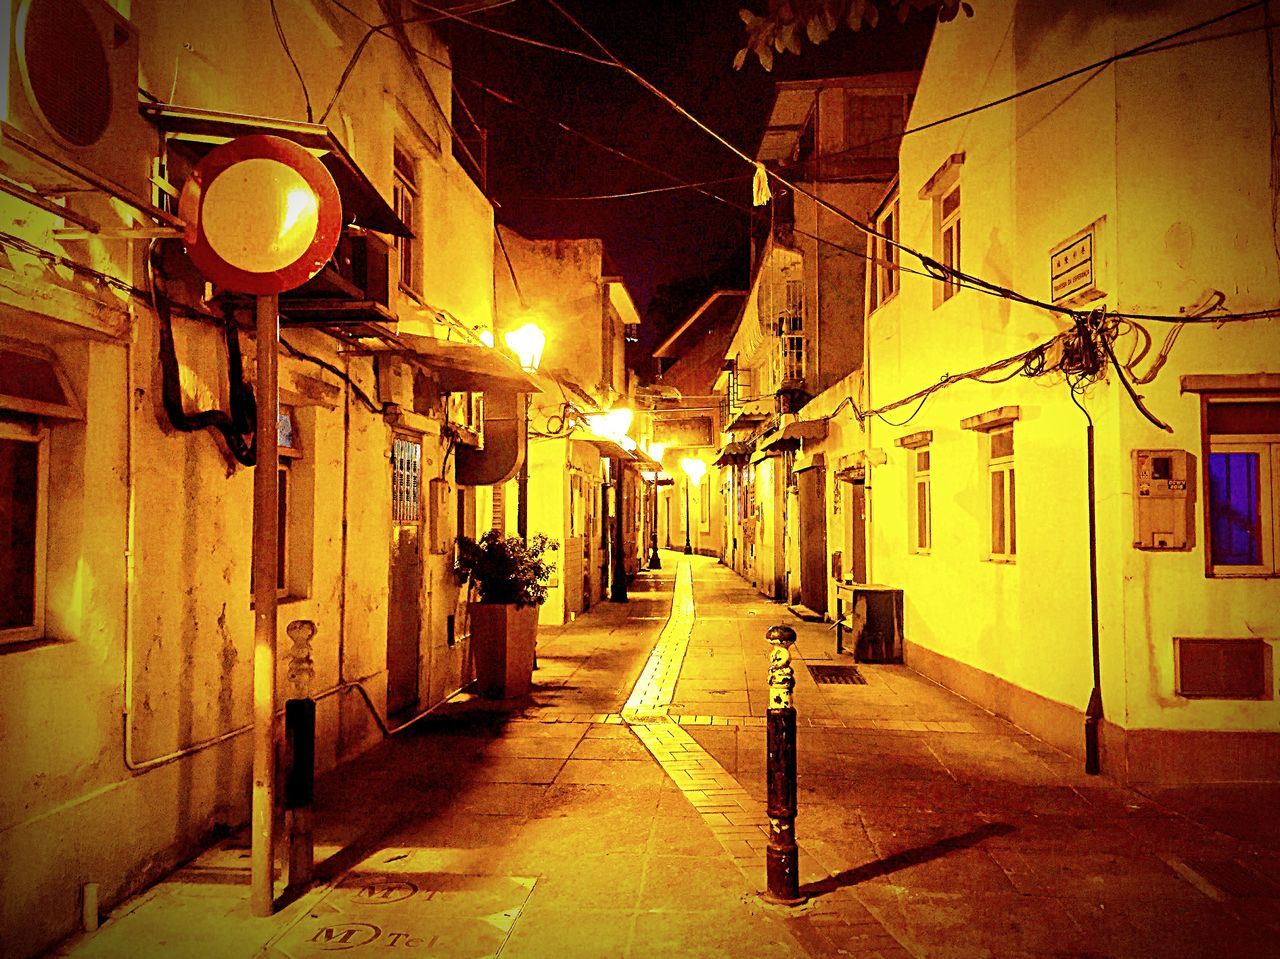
left=455, top=530, right=559, bottom=699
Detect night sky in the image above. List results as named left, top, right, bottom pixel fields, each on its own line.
left=444, top=1, right=934, bottom=346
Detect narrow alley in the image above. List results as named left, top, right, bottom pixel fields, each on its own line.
left=52, top=555, right=1279, bottom=959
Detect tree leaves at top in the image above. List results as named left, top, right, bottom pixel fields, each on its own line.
left=735, top=0, right=974, bottom=71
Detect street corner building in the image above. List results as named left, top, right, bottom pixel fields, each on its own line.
left=1, top=1, right=1280, bottom=957
left=686, top=0, right=1280, bottom=790
left=0, top=2, right=653, bottom=956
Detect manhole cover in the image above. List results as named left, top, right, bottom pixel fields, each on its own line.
left=808, top=664, right=866, bottom=685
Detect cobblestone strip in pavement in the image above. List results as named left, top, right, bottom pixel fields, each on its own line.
left=620, top=560, right=917, bottom=959
left=617, top=562, right=773, bottom=881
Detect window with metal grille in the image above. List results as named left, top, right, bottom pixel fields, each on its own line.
left=779, top=278, right=806, bottom=382
left=392, top=436, right=422, bottom=523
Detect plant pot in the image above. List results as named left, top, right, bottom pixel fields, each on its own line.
left=469, top=602, right=539, bottom=699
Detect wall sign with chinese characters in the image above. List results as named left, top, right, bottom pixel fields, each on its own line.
left=1049, top=217, right=1107, bottom=307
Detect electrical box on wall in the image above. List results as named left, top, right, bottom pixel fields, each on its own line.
left=428, top=477, right=451, bottom=554
left=1133, top=449, right=1195, bottom=550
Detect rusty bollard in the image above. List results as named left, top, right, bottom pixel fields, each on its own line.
left=285, top=619, right=317, bottom=892
left=763, top=624, right=805, bottom=906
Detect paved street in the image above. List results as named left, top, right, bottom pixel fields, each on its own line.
left=54, top=555, right=1280, bottom=958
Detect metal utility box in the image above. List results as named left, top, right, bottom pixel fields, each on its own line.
left=1132, top=449, right=1195, bottom=550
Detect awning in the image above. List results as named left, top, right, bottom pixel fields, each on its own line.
left=373, top=333, right=541, bottom=393
left=794, top=452, right=825, bottom=474
left=140, top=102, right=412, bottom=238
left=726, top=409, right=770, bottom=432
left=712, top=441, right=751, bottom=466
left=759, top=418, right=827, bottom=453
left=574, top=433, right=634, bottom=461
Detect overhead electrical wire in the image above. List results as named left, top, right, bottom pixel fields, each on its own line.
left=269, top=0, right=315, bottom=122
left=402, top=0, right=619, bottom=67
left=512, top=175, right=749, bottom=201
left=541, top=0, right=1280, bottom=327
left=824, top=0, right=1269, bottom=160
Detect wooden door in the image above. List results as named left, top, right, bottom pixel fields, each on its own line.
left=387, top=434, right=423, bottom=716
left=849, top=481, right=868, bottom=584
left=797, top=467, right=827, bottom=614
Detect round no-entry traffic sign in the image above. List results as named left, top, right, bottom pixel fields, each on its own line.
left=179, top=134, right=342, bottom=295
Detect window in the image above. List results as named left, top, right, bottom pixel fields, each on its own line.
left=869, top=197, right=899, bottom=313
left=938, top=185, right=961, bottom=302
left=910, top=447, right=931, bottom=553
left=988, top=427, right=1015, bottom=561
left=392, top=434, right=423, bottom=524
left=844, top=94, right=906, bottom=159
left=0, top=421, right=48, bottom=644
left=393, top=145, right=419, bottom=294
left=779, top=278, right=805, bottom=382
left=249, top=406, right=304, bottom=599
left=1204, top=397, right=1280, bottom=576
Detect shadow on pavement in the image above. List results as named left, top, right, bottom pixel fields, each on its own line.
left=800, top=821, right=1017, bottom=897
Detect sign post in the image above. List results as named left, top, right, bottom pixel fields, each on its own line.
left=177, top=134, right=341, bottom=916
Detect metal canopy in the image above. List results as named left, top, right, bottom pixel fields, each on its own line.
left=760, top=418, right=827, bottom=452
left=366, top=333, right=541, bottom=394
left=574, top=433, right=634, bottom=461
left=140, top=102, right=412, bottom=238
left=712, top=441, right=751, bottom=467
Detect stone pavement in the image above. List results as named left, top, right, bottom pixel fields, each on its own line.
left=49, top=553, right=1280, bottom=959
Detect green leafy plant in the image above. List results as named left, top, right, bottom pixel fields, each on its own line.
left=735, top=0, right=974, bottom=71
left=455, top=530, right=560, bottom=609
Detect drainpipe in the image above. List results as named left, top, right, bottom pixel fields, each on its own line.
left=611, top=457, right=628, bottom=601
left=1082, top=412, right=1103, bottom=775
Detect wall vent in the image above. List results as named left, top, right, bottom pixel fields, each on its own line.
left=1175, top=638, right=1271, bottom=700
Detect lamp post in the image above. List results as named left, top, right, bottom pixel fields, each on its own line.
left=680, top=457, right=706, bottom=556
left=504, top=322, right=545, bottom=540
left=646, top=443, right=665, bottom=569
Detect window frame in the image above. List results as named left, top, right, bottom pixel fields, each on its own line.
left=870, top=199, right=900, bottom=314
left=1202, top=394, right=1280, bottom=578
left=0, top=420, right=49, bottom=645
left=393, top=145, right=420, bottom=297
left=909, top=445, right=932, bottom=554
left=988, top=427, right=1016, bottom=563
left=938, top=185, right=961, bottom=304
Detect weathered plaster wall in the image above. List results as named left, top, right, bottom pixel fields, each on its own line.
left=0, top=3, right=499, bottom=955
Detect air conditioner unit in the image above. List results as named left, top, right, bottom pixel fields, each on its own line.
left=1, top=0, right=151, bottom=197
left=283, top=232, right=391, bottom=308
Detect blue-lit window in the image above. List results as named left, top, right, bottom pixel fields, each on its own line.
left=1208, top=452, right=1261, bottom=566
left=1204, top=397, right=1278, bottom=576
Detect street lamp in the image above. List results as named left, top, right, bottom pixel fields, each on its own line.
left=680, top=456, right=706, bottom=556
left=646, top=443, right=666, bottom=568
left=504, top=321, right=545, bottom=373
left=504, top=321, right=544, bottom=540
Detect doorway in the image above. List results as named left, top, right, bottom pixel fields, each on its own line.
left=797, top=464, right=827, bottom=614
left=387, top=433, right=423, bottom=717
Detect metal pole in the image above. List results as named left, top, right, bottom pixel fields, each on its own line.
left=1083, top=420, right=1103, bottom=775
left=763, top=624, right=805, bottom=906
left=610, top=456, right=628, bottom=602
left=251, top=292, right=280, bottom=916
left=648, top=480, right=662, bottom=569
left=517, top=393, right=529, bottom=540
left=683, top=478, right=692, bottom=555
